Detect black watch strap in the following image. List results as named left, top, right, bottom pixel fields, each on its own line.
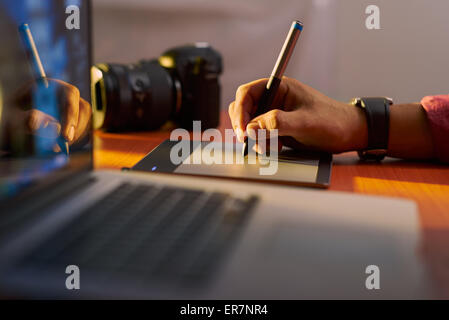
left=353, top=97, right=392, bottom=161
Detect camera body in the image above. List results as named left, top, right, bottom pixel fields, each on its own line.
left=91, top=43, right=222, bottom=132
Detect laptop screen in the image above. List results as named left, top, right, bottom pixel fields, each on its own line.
left=0, top=0, right=92, bottom=201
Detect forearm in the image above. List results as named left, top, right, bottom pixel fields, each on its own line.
left=351, top=102, right=435, bottom=160
left=387, top=103, right=435, bottom=160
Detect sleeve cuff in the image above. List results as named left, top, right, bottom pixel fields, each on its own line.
left=420, top=94, right=449, bottom=163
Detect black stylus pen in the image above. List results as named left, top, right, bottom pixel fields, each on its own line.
left=242, top=20, right=303, bottom=157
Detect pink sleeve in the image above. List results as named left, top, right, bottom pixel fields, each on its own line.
left=420, top=94, right=449, bottom=163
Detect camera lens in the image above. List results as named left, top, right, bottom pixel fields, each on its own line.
left=91, top=60, right=178, bottom=131
left=91, top=44, right=222, bottom=132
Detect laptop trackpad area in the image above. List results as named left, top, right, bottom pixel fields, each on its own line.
left=211, top=211, right=430, bottom=299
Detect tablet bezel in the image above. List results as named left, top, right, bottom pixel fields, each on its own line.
left=131, top=140, right=332, bottom=188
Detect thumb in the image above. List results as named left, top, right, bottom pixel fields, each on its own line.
left=246, top=109, right=290, bottom=140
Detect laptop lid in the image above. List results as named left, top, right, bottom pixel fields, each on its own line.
left=0, top=0, right=92, bottom=203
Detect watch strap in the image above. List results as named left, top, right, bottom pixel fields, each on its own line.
left=355, top=97, right=392, bottom=161
left=363, top=97, right=390, bottom=150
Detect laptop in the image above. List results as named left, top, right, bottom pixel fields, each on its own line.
left=0, top=0, right=431, bottom=299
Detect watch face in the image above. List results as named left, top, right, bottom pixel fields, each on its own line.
left=350, top=98, right=362, bottom=106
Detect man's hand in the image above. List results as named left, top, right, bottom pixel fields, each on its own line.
left=228, top=77, right=368, bottom=153
left=47, top=79, right=91, bottom=144
left=20, top=78, right=91, bottom=145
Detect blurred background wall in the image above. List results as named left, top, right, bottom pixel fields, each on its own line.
left=93, top=0, right=449, bottom=109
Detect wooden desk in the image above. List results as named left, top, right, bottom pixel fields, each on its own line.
left=94, top=112, right=449, bottom=297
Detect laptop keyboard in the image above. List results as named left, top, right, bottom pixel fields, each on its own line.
left=15, top=182, right=259, bottom=288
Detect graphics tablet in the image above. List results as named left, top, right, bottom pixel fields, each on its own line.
left=131, top=140, right=332, bottom=188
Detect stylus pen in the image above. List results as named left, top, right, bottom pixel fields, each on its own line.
left=242, top=20, right=303, bottom=157
left=18, top=23, right=69, bottom=156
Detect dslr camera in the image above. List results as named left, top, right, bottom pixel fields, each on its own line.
left=91, top=43, right=222, bottom=131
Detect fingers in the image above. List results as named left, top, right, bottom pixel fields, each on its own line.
left=71, top=98, right=92, bottom=144
left=25, top=96, right=91, bottom=148
left=245, top=109, right=292, bottom=155
left=26, top=109, right=60, bottom=138
left=228, top=102, right=248, bottom=142
left=21, top=79, right=91, bottom=150
left=54, top=80, right=80, bottom=143
left=43, top=79, right=92, bottom=145
left=228, top=79, right=269, bottom=142
left=246, top=109, right=291, bottom=140
left=229, top=78, right=294, bottom=142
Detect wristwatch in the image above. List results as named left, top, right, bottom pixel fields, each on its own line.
left=350, top=97, right=393, bottom=161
